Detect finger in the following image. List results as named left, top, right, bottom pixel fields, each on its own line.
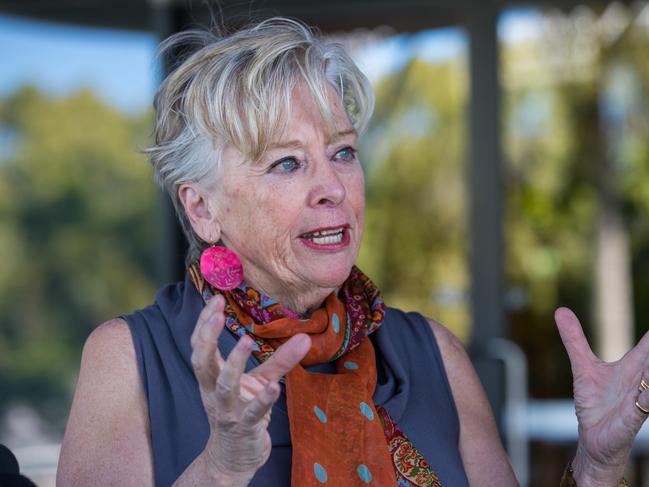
left=623, top=329, right=649, bottom=366
left=215, top=335, right=254, bottom=413
left=554, top=307, right=598, bottom=372
left=190, top=294, right=224, bottom=348
left=240, top=381, right=281, bottom=428
left=633, top=387, right=649, bottom=423
left=191, top=295, right=226, bottom=391
left=252, top=333, right=311, bottom=383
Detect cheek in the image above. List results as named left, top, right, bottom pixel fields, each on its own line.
left=235, top=188, right=295, bottom=244
left=349, top=171, right=366, bottom=218
left=217, top=184, right=263, bottom=243
left=222, top=180, right=264, bottom=220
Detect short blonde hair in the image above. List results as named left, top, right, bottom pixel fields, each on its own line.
left=146, top=17, right=375, bottom=264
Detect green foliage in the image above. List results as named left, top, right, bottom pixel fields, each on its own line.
left=358, top=58, right=470, bottom=339
left=505, top=82, right=600, bottom=396
left=0, top=87, right=157, bottom=429
left=1, top=16, right=649, bottom=429
left=360, top=18, right=649, bottom=398
left=504, top=21, right=649, bottom=397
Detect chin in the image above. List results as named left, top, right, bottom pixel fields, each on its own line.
left=308, top=261, right=355, bottom=289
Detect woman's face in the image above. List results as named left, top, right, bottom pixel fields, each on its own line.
left=210, top=84, right=365, bottom=311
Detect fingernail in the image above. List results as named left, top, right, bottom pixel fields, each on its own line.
left=239, top=335, right=253, bottom=349
left=295, top=334, right=311, bottom=350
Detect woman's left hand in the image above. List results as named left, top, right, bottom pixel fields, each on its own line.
left=555, top=307, right=649, bottom=485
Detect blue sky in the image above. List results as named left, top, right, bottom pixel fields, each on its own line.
left=0, top=14, right=159, bottom=113
left=0, top=9, right=539, bottom=113
left=354, top=27, right=467, bottom=82
left=351, top=8, right=540, bottom=81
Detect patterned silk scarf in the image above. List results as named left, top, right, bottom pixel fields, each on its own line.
left=188, top=264, right=442, bottom=486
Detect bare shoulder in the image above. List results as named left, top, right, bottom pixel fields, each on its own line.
left=57, top=318, right=153, bottom=486
left=88, top=317, right=132, bottom=344
left=423, top=317, right=490, bottom=416
left=425, top=318, right=469, bottom=366
left=423, top=317, right=488, bottom=414
left=423, top=317, right=518, bottom=485
left=74, top=318, right=142, bottom=401
left=82, top=318, right=136, bottom=370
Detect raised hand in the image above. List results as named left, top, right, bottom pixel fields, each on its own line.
left=555, top=307, right=649, bottom=485
left=190, top=295, right=311, bottom=484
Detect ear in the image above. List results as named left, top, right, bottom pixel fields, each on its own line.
left=177, top=183, right=221, bottom=243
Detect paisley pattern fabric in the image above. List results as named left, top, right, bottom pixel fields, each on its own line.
left=188, top=263, right=443, bottom=486
left=377, top=406, right=443, bottom=487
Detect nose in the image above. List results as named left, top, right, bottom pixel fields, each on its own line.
left=307, top=159, right=346, bottom=208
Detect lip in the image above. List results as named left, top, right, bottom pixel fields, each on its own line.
left=299, top=224, right=350, bottom=236
left=298, top=224, right=351, bottom=251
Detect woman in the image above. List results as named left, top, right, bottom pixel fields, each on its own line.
left=57, top=18, right=649, bottom=486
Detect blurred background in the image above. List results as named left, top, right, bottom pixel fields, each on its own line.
left=0, top=0, right=648, bottom=485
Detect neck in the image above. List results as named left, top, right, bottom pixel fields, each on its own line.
left=267, top=284, right=335, bottom=316
left=244, top=276, right=336, bottom=316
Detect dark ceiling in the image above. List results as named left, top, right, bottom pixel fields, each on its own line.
left=0, top=0, right=630, bottom=34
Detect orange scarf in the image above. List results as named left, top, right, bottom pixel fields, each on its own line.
left=224, top=289, right=394, bottom=485
left=188, top=264, right=442, bottom=486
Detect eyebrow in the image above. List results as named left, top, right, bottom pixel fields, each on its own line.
left=326, top=128, right=357, bottom=145
left=267, top=128, right=357, bottom=151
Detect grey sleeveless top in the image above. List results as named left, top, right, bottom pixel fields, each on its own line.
left=123, top=275, right=469, bottom=486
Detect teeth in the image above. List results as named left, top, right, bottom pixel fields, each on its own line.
left=302, top=227, right=345, bottom=245
left=304, top=228, right=344, bottom=238
left=312, top=233, right=343, bottom=245
left=309, top=228, right=344, bottom=237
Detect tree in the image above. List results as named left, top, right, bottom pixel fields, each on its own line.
left=358, top=57, right=470, bottom=339
left=0, top=87, right=157, bottom=430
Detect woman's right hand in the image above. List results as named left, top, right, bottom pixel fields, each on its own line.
left=190, top=294, right=311, bottom=485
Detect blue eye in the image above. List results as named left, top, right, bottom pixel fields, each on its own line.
left=335, top=147, right=357, bottom=162
left=270, top=157, right=301, bottom=173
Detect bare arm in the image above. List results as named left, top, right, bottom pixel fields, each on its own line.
left=58, top=296, right=310, bottom=486
left=56, top=317, right=241, bottom=487
left=427, top=319, right=519, bottom=486
left=57, top=319, right=154, bottom=486
left=554, top=308, right=649, bottom=486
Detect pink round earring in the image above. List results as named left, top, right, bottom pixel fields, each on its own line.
left=199, top=245, right=244, bottom=291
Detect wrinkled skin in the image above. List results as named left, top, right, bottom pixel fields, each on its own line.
left=555, top=307, right=649, bottom=485
left=180, top=78, right=649, bottom=483
left=179, top=83, right=366, bottom=483
left=191, top=295, right=311, bottom=482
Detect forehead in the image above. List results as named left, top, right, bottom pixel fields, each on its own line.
left=273, top=82, right=356, bottom=145
left=218, top=81, right=357, bottom=173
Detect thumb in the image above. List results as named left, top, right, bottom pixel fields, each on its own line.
left=555, top=307, right=597, bottom=372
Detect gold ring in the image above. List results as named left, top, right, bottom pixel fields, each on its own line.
left=640, top=378, right=649, bottom=392
left=635, top=400, right=649, bottom=415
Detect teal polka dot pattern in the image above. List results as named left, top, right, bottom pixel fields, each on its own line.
left=343, top=361, right=358, bottom=370
left=359, top=402, right=374, bottom=421
left=332, top=313, right=340, bottom=333
left=314, top=463, right=328, bottom=483
left=357, top=464, right=372, bottom=483
left=313, top=405, right=327, bottom=423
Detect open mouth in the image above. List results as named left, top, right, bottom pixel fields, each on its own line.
left=300, top=226, right=349, bottom=246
